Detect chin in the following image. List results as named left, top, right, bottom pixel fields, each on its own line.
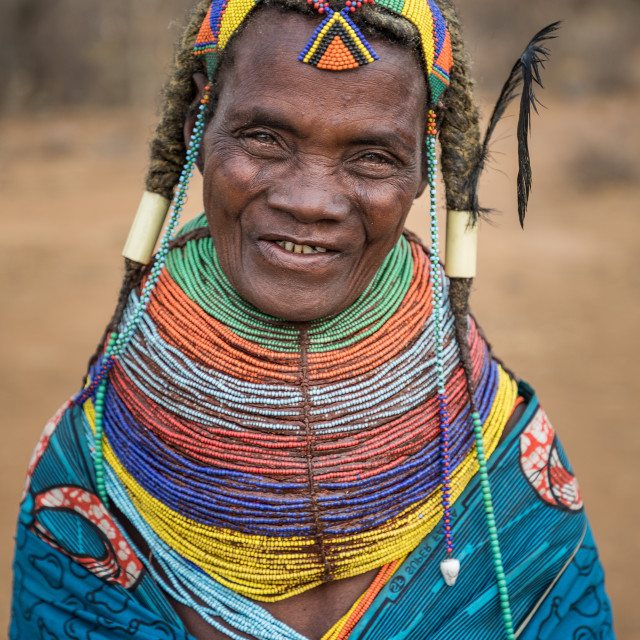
left=250, top=293, right=346, bottom=323
left=236, top=282, right=357, bottom=322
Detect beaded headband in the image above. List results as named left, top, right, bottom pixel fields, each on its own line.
left=194, top=0, right=453, bottom=104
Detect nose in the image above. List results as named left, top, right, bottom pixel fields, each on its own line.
left=266, top=163, right=350, bottom=224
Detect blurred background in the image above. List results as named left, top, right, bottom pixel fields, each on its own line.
left=1, top=0, right=639, bottom=636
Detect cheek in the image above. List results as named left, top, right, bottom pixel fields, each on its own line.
left=355, top=179, right=417, bottom=242
left=202, top=149, right=258, bottom=229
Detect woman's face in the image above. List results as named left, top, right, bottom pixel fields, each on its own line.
left=196, top=9, right=428, bottom=321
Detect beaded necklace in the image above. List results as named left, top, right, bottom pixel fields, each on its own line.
left=82, top=226, right=517, bottom=609
left=168, top=232, right=414, bottom=354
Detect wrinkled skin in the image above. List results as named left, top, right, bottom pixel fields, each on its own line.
left=178, top=7, right=429, bottom=639
left=187, top=8, right=428, bottom=322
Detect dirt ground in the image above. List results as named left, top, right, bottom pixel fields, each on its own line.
left=1, top=91, right=639, bottom=636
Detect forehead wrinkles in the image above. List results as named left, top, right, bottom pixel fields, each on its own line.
left=215, top=9, right=427, bottom=142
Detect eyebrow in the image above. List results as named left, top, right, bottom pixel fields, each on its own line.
left=347, top=131, right=415, bottom=156
left=225, top=107, right=299, bottom=135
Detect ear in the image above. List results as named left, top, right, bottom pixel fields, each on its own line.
left=183, top=72, right=210, bottom=173
left=415, top=148, right=430, bottom=199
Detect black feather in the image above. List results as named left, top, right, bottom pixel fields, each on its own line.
left=517, top=21, right=560, bottom=226
left=467, top=22, right=560, bottom=227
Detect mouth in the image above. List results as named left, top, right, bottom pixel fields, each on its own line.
left=255, top=235, right=340, bottom=272
left=274, top=240, right=328, bottom=255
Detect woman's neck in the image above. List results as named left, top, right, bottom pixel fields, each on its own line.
left=163, top=223, right=416, bottom=353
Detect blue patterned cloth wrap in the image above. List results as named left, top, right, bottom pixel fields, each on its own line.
left=10, top=383, right=615, bottom=639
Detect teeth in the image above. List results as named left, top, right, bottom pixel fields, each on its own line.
left=275, top=240, right=328, bottom=255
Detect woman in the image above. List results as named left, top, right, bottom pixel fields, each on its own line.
left=10, top=0, right=614, bottom=638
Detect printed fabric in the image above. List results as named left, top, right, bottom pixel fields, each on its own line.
left=10, top=383, right=614, bottom=639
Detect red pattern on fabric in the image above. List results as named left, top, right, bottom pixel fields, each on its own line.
left=21, top=400, right=71, bottom=500
left=519, top=408, right=583, bottom=511
left=33, top=486, right=143, bottom=588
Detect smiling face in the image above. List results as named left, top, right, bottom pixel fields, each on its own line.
left=196, top=8, right=428, bottom=321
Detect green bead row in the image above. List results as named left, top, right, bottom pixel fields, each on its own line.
left=375, top=0, right=406, bottom=13
left=472, top=410, right=515, bottom=640
left=93, top=332, right=118, bottom=506
left=166, top=233, right=414, bottom=353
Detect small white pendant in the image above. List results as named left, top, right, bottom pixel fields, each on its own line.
left=440, top=558, right=460, bottom=587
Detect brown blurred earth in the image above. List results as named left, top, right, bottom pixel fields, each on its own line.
left=1, top=0, right=639, bottom=637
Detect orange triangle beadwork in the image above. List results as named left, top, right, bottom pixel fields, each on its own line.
left=298, top=3, right=379, bottom=70
left=318, top=35, right=360, bottom=70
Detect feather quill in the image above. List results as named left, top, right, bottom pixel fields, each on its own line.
left=467, top=22, right=560, bottom=227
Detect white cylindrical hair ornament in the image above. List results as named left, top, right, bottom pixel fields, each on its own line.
left=445, top=210, right=478, bottom=278
left=122, top=191, right=171, bottom=265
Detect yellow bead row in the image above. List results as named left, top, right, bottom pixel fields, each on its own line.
left=218, top=0, right=256, bottom=51
left=84, top=366, right=517, bottom=601
left=340, top=16, right=375, bottom=62
left=400, top=0, right=436, bottom=76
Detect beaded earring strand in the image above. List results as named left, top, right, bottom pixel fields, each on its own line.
left=426, top=110, right=459, bottom=587
left=75, top=86, right=212, bottom=506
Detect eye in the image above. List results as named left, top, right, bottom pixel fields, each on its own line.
left=237, top=128, right=288, bottom=160
left=360, top=152, right=394, bottom=165
left=350, top=150, right=400, bottom=179
left=238, top=128, right=281, bottom=147
left=247, top=131, right=277, bottom=145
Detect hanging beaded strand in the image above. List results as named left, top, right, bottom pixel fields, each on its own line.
left=471, top=407, right=516, bottom=637
left=430, top=102, right=515, bottom=630
left=426, top=110, right=459, bottom=587
left=77, top=87, right=212, bottom=504
left=92, top=332, right=118, bottom=507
